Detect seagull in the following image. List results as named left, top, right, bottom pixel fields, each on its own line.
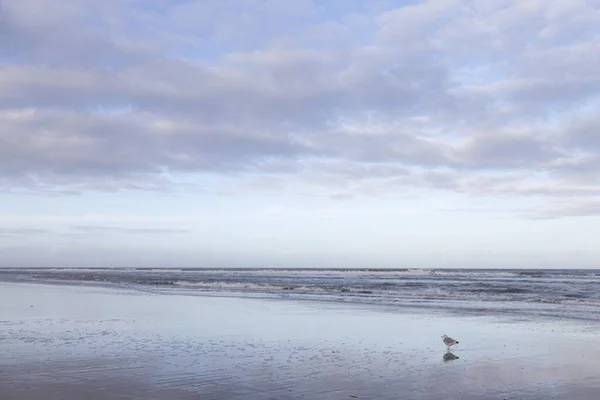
left=441, top=334, right=459, bottom=349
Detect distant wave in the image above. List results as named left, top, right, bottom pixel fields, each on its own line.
left=1, top=267, right=600, bottom=321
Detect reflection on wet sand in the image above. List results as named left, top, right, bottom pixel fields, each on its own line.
left=3, top=283, right=600, bottom=399
left=443, top=350, right=459, bottom=362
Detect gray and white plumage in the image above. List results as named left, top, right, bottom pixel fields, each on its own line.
left=441, top=334, right=459, bottom=348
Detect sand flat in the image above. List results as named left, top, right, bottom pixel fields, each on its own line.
left=1, top=282, right=600, bottom=399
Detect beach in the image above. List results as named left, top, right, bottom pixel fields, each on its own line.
left=1, top=281, right=600, bottom=399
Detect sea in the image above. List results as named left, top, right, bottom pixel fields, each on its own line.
left=2, top=268, right=599, bottom=322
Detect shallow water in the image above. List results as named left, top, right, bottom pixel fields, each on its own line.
left=2, top=282, right=600, bottom=399
left=2, top=267, right=600, bottom=321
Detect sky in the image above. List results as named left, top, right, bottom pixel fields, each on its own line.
left=1, top=0, right=600, bottom=269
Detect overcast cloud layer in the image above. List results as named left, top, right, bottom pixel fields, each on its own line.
left=1, top=0, right=600, bottom=267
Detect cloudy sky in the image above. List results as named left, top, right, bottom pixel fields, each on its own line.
left=1, top=0, right=600, bottom=268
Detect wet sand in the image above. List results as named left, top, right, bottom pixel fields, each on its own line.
left=1, top=282, right=600, bottom=399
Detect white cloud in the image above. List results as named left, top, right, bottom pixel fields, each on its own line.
left=1, top=0, right=600, bottom=217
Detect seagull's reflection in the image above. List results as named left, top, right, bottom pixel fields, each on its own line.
left=443, top=350, right=459, bottom=362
